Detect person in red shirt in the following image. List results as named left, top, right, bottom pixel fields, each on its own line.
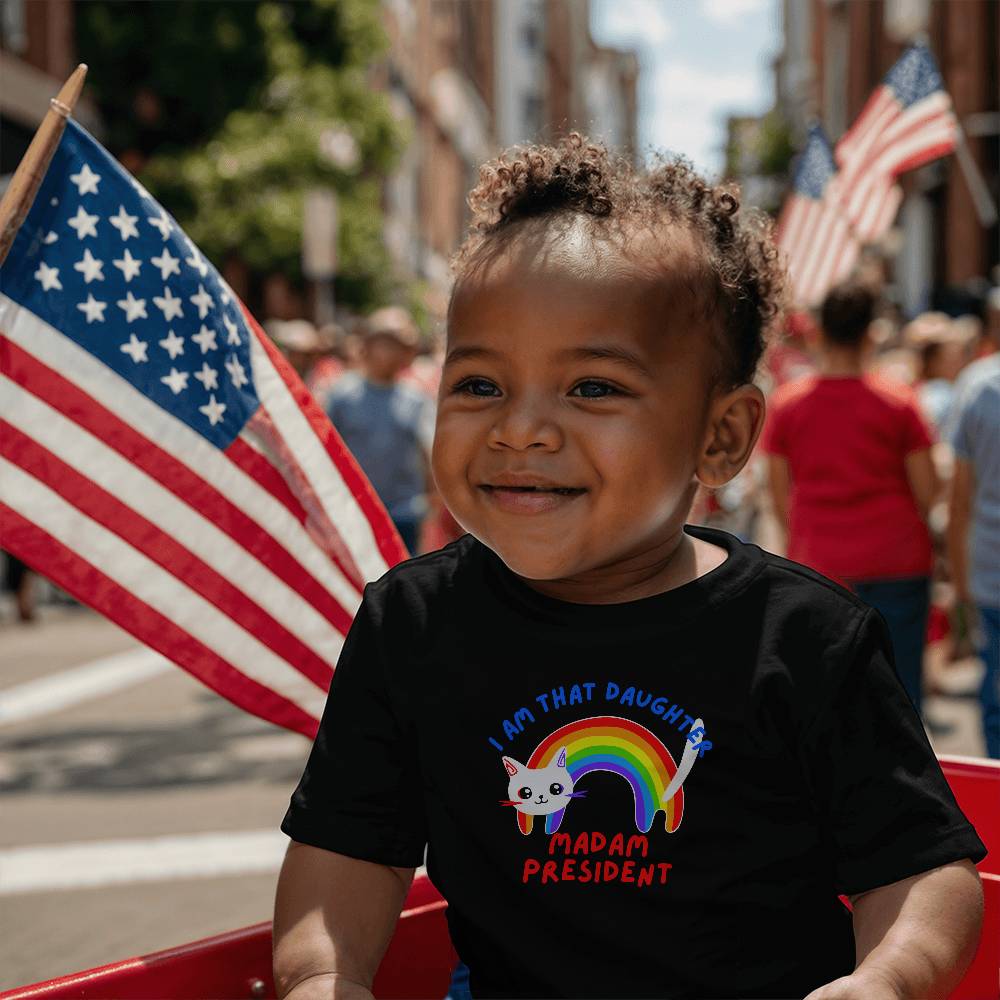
left=761, top=280, right=939, bottom=717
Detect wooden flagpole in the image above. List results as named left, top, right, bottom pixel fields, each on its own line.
left=0, top=63, right=88, bottom=267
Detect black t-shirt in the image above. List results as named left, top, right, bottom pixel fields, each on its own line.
left=281, top=525, right=987, bottom=1000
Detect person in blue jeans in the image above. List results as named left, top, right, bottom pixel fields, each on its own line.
left=947, top=360, right=1000, bottom=758
left=326, top=307, right=436, bottom=556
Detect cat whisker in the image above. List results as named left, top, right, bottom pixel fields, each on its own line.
left=499, top=800, right=523, bottom=806
left=565, top=791, right=588, bottom=799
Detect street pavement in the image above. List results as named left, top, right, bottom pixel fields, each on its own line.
left=0, top=598, right=988, bottom=991
left=0, top=604, right=312, bottom=990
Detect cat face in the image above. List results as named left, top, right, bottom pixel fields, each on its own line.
left=501, top=747, right=574, bottom=816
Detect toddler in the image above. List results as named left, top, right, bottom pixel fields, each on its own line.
left=274, top=134, right=985, bottom=1000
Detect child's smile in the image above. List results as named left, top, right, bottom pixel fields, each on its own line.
left=478, top=470, right=587, bottom=515
left=431, top=216, right=753, bottom=602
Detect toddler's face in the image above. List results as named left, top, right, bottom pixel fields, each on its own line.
left=432, top=219, right=721, bottom=583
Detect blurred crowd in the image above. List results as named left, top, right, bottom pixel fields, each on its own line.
left=265, top=305, right=464, bottom=558
left=5, top=271, right=998, bottom=760
left=702, top=268, right=1000, bottom=760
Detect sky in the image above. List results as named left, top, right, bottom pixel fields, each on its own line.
left=590, top=0, right=781, bottom=178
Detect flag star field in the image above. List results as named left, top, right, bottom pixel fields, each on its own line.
left=792, top=126, right=836, bottom=201
left=885, top=43, right=945, bottom=107
left=2, top=119, right=260, bottom=448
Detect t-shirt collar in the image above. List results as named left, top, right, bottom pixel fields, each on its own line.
left=476, top=524, right=766, bottom=629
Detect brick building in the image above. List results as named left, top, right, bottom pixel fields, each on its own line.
left=773, top=0, right=998, bottom=314
left=1, top=1, right=637, bottom=322
left=0, top=0, right=99, bottom=184
left=380, top=0, right=639, bottom=316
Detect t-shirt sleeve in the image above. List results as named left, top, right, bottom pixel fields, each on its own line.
left=900, top=395, right=935, bottom=454
left=801, top=608, right=986, bottom=896
left=280, top=585, right=428, bottom=868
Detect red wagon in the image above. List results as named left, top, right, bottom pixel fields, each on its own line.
left=4, top=754, right=997, bottom=1000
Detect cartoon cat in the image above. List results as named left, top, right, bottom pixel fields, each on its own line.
left=500, top=747, right=587, bottom=816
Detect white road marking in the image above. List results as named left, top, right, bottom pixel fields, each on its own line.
left=0, top=829, right=290, bottom=894
left=0, top=647, right=172, bottom=727
left=229, top=731, right=311, bottom=760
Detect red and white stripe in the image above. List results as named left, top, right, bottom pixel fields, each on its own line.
left=836, top=90, right=957, bottom=244
left=840, top=177, right=904, bottom=245
left=835, top=87, right=899, bottom=175
left=0, top=292, right=408, bottom=738
left=777, top=178, right=860, bottom=309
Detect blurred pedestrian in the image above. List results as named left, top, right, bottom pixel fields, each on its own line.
left=305, top=321, right=348, bottom=410
left=946, top=343, right=1000, bottom=759
left=944, top=286, right=1000, bottom=435
left=325, top=306, right=434, bottom=555
left=340, top=318, right=366, bottom=372
left=271, top=319, right=324, bottom=380
left=761, top=279, right=939, bottom=715
left=904, top=312, right=977, bottom=430
left=390, top=323, right=467, bottom=554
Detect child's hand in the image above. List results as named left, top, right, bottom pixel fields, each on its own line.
left=803, top=969, right=902, bottom=1000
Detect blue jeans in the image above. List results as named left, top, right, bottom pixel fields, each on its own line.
left=976, top=606, right=1000, bottom=759
left=852, top=577, right=930, bottom=716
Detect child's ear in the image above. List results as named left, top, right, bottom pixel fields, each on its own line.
left=696, top=383, right=765, bottom=490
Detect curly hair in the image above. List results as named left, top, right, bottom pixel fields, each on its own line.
left=450, top=132, right=786, bottom=387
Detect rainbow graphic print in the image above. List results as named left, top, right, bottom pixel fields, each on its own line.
left=516, top=715, right=685, bottom=836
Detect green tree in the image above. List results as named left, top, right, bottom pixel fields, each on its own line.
left=755, top=110, right=796, bottom=179
left=76, top=0, right=406, bottom=311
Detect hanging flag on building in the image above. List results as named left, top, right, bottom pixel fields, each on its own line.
left=776, top=124, right=861, bottom=309
left=0, top=118, right=409, bottom=739
left=835, top=42, right=958, bottom=243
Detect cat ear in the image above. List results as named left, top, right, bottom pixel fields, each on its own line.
left=502, top=756, right=523, bottom=777
left=555, top=747, right=567, bottom=769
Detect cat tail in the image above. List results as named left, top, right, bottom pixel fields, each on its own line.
left=661, top=718, right=704, bottom=803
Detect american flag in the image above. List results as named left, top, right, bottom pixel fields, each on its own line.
left=835, top=43, right=958, bottom=243
left=776, top=124, right=861, bottom=309
left=0, top=119, right=408, bottom=738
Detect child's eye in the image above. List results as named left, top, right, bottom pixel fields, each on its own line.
left=453, top=377, right=500, bottom=397
left=570, top=380, right=620, bottom=399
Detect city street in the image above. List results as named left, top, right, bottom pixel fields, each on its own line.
left=0, top=597, right=987, bottom=991
left=0, top=0, right=996, bottom=994
left=0, top=604, right=312, bottom=991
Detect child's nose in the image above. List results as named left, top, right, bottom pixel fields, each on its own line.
left=487, top=394, right=563, bottom=452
